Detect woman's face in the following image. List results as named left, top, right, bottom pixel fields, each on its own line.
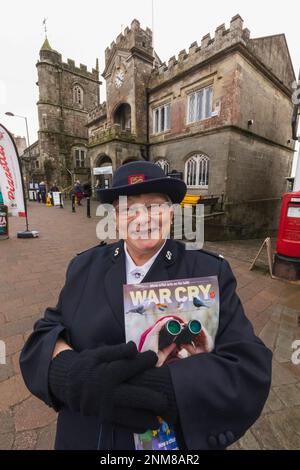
left=115, top=193, right=173, bottom=253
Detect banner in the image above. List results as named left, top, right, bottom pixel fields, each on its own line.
left=0, top=123, right=26, bottom=217
left=93, top=166, right=113, bottom=175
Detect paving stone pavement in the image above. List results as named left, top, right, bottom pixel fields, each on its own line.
left=0, top=201, right=299, bottom=450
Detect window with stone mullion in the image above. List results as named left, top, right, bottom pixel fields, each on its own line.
left=188, top=86, right=212, bottom=123
left=196, top=89, right=203, bottom=121
left=153, top=104, right=171, bottom=133
left=205, top=87, right=213, bottom=119
left=75, top=149, right=85, bottom=168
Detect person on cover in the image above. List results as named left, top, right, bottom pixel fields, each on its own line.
left=19, top=161, right=272, bottom=450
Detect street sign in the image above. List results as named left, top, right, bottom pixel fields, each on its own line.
left=93, top=166, right=113, bottom=175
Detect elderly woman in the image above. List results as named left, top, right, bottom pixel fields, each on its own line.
left=20, top=161, right=272, bottom=450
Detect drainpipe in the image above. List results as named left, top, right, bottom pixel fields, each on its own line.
left=145, top=87, right=150, bottom=161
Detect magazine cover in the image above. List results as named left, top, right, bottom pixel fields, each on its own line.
left=123, top=276, right=220, bottom=450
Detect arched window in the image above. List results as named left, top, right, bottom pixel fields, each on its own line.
left=73, top=84, right=84, bottom=107
left=95, top=154, right=112, bottom=168
left=155, top=158, right=170, bottom=175
left=113, top=103, right=131, bottom=131
left=185, top=154, right=209, bottom=188
left=74, top=147, right=86, bottom=168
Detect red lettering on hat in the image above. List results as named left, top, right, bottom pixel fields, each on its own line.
left=128, top=174, right=145, bottom=185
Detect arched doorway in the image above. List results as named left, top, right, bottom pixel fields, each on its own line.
left=113, top=103, right=131, bottom=131
left=94, top=154, right=113, bottom=189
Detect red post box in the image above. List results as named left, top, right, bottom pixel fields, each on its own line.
left=276, top=191, right=300, bottom=257
left=273, top=191, right=300, bottom=280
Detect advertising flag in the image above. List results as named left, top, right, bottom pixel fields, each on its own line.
left=0, top=123, right=26, bottom=217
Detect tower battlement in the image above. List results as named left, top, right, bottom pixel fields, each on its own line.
left=105, top=18, right=153, bottom=65
left=62, top=58, right=99, bottom=80
left=38, top=40, right=98, bottom=80
left=149, top=14, right=250, bottom=88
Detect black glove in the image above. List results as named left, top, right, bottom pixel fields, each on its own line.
left=111, top=383, right=169, bottom=433
left=126, top=365, right=178, bottom=426
left=111, top=407, right=160, bottom=434
left=48, top=342, right=157, bottom=421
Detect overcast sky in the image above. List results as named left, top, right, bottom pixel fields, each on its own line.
left=0, top=0, right=299, bottom=170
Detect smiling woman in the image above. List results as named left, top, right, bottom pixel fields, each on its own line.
left=115, top=193, right=173, bottom=258
left=19, top=160, right=272, bottom=450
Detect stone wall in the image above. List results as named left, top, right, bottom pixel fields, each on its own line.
left=149, top=130, right=230, bottom=196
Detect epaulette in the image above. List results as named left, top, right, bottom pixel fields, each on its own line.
left=76, top=240, right=107, bottom=256
left=198, top=248, right=224, bottom=260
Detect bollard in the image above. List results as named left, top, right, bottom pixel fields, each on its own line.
left=0, top=204, right=9, bottom=240
left=72, top=194, right=76, bottom=213
left=59, top=192, right=64, bottom=209
left=87, top=197, right=91, bottom=218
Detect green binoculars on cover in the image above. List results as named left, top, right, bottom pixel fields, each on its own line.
left=158, top=319, right=202, bottom=350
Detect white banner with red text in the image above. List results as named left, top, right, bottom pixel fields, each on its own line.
left=0, top=123, right=25, bottom=217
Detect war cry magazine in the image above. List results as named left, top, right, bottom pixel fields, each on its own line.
left=123, top=276, right=220, bottom=450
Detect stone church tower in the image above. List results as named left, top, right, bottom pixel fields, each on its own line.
left=37, top=38, right=100, bottom=186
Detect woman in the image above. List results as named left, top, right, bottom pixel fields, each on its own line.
left=20, top=161, right=272, bottom=450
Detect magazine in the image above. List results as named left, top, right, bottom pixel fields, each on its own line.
left=123, top=276, right=220, bottom=450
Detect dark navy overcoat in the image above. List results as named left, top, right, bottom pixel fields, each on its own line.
left=19, top=239, right=272, bottom=450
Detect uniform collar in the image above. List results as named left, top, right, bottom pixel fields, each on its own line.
left=104, top=238, right=184, bottom=334
left=110, top=238, right=179, bottom=267
left=124, top=240, right=167, bottom=279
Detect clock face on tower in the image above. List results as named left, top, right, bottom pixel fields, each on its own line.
left=114, top=69, right=125, bottom=88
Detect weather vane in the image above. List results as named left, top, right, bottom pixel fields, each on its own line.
left=42, top=18, right=48, bottom=38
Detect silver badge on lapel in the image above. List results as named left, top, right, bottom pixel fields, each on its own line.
left=114, top=247, right=120, bottom=257
left=165, top=250, right=172, bottom=261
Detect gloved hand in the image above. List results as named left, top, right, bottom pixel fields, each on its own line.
left=126, top=365, right=178, bottom=426
left=111, top=407, right=160, bottom=434
left=111, top=383, right=169, bottom=433
left=48, top=341, right=157, bottom=421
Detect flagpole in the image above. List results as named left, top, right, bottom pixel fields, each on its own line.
left=152, top=0, right=155, bottom=66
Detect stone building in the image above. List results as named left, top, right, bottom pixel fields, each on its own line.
left=12, top=135, right=27, bottom=157
left=88, top=15, right=296, bottom=238
left=23, top=141, right=42, bottom=185
left=29, top=15, right=296, bottom=238
left=30, top=37, right=101, bottom=188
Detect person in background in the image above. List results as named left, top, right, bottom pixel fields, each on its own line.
left=74, top=180, right=83, bottom=206
left=50, top=182, right=59, bottom=193
left=39, top=181, right=47, bottom=204
left=83, top=182, right=92, bottom=198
